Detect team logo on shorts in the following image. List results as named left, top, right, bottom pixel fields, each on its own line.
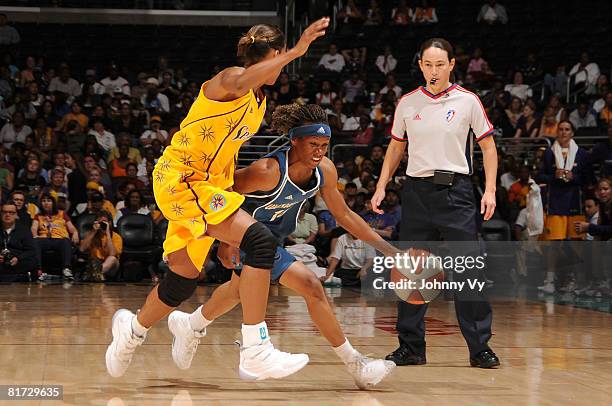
left=446, top=109, right=456, bottom=123
left=210, top=194, right=226, bottom=211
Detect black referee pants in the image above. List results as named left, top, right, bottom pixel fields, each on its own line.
left=397, top=175, right=493, bottom=358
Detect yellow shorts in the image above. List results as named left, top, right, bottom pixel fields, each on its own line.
left=543, top=215, right=586, bottom=241
left=153, top=172, right=244, bottom=271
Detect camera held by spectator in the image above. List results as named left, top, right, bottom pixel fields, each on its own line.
left=80, top=211, right=123, bottom=282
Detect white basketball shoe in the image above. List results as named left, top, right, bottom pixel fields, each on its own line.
left=537, top=281, right=555, bottom=294
left=238, top=340, right=309, bottom=380
left=105, top=309, right=146, bottom=377
left=168, top=310, right=206, bottom=370
left=346, top=355, right=396, bottom=389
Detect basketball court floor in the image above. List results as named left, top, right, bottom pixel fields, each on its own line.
left=1, top=283, right=610, bottom=405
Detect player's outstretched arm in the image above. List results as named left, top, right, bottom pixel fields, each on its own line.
left=208, top=18, right=329, bottom=100
left=318, top=157, right=398, bottom=257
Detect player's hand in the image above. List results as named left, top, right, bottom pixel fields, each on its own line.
left=371, top=187, right=386, bottom=214
left=218, top=242, right=240, bottom=269
left=481, top=190, right=496, bottom=221
left=71, top=233, right=79, bottom=245
left=292, top=17, right=329, bottom=57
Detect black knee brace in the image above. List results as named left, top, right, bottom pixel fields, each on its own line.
left=157, top=270, right=198, bottom=307
left=239, top=222, right=278, bottom=269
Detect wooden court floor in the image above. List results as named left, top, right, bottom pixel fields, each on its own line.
left=0, top=283, right=611, bottom=406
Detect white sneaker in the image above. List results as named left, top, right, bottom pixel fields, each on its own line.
left=560, top=280, right=577, bottom=293
left=105, top=309, right=146, bottom=377
left=238, top=340, right=309, bottom=381
left=62, top=268, right=73, bottom=279
left=346, top=355, right=396, bottom=389
left=537, top=282, right=555, bottom=294
left=168, top=311, right=206, bottom=370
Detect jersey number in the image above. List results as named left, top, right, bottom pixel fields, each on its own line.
left=270, top=209, right=289, bottom=222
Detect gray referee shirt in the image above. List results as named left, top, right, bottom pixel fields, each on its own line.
left=391, top=84, right=494, bottom=177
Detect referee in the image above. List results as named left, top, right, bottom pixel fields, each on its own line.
left=372, top=38, right=500, bottom=368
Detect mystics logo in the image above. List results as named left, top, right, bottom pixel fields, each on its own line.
left=446, top=109, right=456, bottom=123
left=209, top=193, right=226, bottom=211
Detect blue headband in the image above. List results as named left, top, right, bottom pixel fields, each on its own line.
left=288, top=124, right=331, bottom=139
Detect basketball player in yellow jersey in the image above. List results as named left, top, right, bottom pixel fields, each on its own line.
left=106, top=18, right=329, bottom=381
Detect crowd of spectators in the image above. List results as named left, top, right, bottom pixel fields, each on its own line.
left=0, top=3, right=610, bottom=295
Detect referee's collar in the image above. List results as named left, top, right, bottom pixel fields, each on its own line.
left=420, top=83, right=457, bottom=99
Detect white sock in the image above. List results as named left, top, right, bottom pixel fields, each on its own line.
left=242, top=321, right=269, bottom=347
left=189, top=305, right=212, bottom=332
left=546, top=272, right=555, bottom=283
left=131, top=315, right=148, bottom=338
left=333, top=339, right=359, bottom=364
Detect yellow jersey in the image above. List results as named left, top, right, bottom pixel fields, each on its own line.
left=154, top=81, right=266, bottom=190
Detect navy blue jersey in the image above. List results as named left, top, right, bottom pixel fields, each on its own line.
left=242, top=147, right=324, bottom=242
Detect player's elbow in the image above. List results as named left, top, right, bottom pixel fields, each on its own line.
left=336, top=216, right=355, bottom=235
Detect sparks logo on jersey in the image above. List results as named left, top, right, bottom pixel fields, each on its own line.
left=209, top=194, right=226, bottom=211
left=446, top=109, right=456, bottom=123
left=413, top=113, right=422, bottom=120
left=232, top=125, right=252, bottom=142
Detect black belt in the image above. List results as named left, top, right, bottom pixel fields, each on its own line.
left=407, top=172, right=469, bottom=186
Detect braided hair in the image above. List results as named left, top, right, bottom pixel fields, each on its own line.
left=271, top=103, right=328, bottom=135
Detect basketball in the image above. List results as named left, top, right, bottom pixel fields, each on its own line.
left=4, top=1, right=611, bottom=403
left=390, top=248, right=445, bottom=304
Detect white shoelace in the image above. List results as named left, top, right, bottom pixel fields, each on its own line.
left=117, top=332, right=144, bottom=363
left=186, top=337, right=199, bottom=353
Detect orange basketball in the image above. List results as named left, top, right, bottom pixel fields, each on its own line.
left=390, top=248, right=445, bottom=304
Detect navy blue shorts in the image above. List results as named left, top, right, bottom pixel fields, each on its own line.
left=234, top=246, right=297, bottom=281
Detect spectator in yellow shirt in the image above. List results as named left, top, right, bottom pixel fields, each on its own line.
left=80, top=210, right=122, bottom=281
left=31, top=193, right=79, bottom=278
left=106, top=133, right=142, bottom=164
left=58, top=101, right=89, bottom=132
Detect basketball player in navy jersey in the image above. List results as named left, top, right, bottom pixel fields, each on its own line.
left=167, top=104, right=397, bottom=388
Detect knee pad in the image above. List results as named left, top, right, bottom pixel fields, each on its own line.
left=157, top=270, right=198, bottom=307
left=239, top=222, right=278, bottom=269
